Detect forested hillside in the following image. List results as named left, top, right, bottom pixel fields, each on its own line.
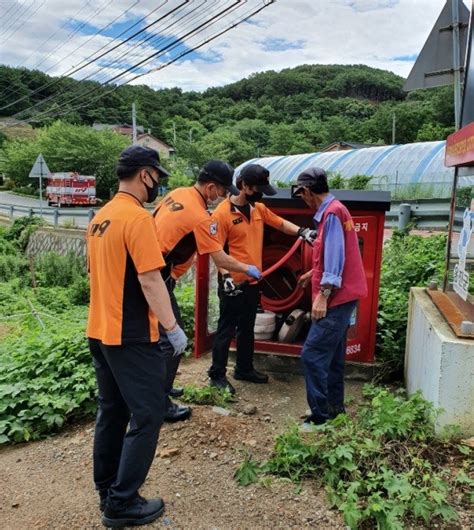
left=0, top=63, right=455, bottom=168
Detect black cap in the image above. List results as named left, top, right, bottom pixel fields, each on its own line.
left=118, top=145, right=170, bottom=178
left=199, top=160, right=239, bottom=195
left=294, top=167, right=328, bottom=194
left=238, top=164, right=276, bottom=196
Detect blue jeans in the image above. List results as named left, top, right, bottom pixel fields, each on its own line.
left=301, top=300, right=357, bottom=424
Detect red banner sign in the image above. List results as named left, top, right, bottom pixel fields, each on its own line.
left=445, top=122, right=474, bottom=167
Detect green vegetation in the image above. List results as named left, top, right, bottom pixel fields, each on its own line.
left=0, top=218, right=94, bottom=443
left=235, top=385, right=473, bottom=530
left=0, top=217, right=199, bottom=444
left=181, top=384, right=233, bottom=407
left=376, top=231, right=447, bottom=374
left=0, top=64, right=455, bottom=198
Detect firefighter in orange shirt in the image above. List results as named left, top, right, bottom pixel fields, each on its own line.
left=208, top=164, right=316, bottom=394
left=153, top=160, right=263, bottom=422
left=87, top=146, right=187, bottom=526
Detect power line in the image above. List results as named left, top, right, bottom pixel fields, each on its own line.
left=34, top=0, right=114, bottom=69
left=13, top=1, right=275, bottom=126
left=0, top=0, right=181, bottom=112
left=0, top=1, right=32, bottom=39
left=14, top=0, right=236, bottom=122
left=0, top=0, right=141, bottom=103
left=17, top=0, right=219, bottom=116
left=0, top=0, right=47, bottom=45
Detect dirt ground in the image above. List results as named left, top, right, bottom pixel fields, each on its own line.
left=0, top=353, right=360, bottom=529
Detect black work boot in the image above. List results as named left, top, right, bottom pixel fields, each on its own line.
left=169, top=387, right=184, bottom=398
left=164, top=401, right=192, bottom=422
left=233, top=368, right=269, bottom=384
left=209, top=376, right=235, bottom=395
left=102, top=496, right=165, bottom=527
left=328, top=404, right=346, bottom=420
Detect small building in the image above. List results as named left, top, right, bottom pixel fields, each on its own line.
left=92, top=123, right=173, bottom=158
left=136, top=133, right=174, bottom=158
left=320, top=141, right=383, bottom=152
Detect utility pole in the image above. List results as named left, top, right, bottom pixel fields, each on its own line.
left=173, top=121, right=177, bottom=146
left=392, top=113, right=396, bottom=144
left=132, top=102, right=137, bottom=144
left=39, top=156, right=44, bottom=218
left=189, top=128, right=193, bottom=144
left=452, top=0, right=462, bottom=130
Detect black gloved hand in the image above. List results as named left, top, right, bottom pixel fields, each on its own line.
left=297, top=227, right=317, bottom=245
left=222, top=274, right=243, bottom=296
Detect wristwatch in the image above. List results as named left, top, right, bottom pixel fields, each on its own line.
left=320, top=287, right=332, bottom=298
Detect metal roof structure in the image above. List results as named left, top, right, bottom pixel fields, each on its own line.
left=235, top=141, right=473, bottom=195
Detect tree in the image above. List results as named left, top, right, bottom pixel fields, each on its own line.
left=0, top=121, right=129, bottom=197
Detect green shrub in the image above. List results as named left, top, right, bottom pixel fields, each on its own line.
left=235, top=386, right=469, bottom=530
left=68, top=275, right=90, bottom=305
left=0, top=326, right=96, bottom=443
left=174, top=283, right=195, bottom=346
left=376, top=231, right=446, bottom=372
left=0, top=254, right=29, bottom=283
left=346, top=174, right=372, bottom=190
left=328, top=173, right=345, bottom=189
left=5, top=216, right=43, bottom=251
left=35, top=251, right=86, bottom=288
left=181, top=384, right=233, bottom=407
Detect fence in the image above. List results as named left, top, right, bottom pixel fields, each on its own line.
left=0, top=203, right=96, bottom=229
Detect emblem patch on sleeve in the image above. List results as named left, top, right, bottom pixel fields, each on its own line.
left=209, top=222, right=218, bottom=235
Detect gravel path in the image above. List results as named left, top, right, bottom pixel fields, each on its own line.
left=0, top=355, right=356, bottom=529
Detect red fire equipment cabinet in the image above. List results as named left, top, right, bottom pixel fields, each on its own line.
left=194, top=190, right=391, bottom=364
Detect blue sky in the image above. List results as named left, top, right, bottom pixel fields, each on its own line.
left=0, top=0, right=462, bottom=92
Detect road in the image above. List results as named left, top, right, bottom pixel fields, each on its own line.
left=0, top=191, right=96, bottom=229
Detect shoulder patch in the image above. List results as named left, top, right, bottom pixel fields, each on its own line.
left=209, top=221, right=218, bottom=235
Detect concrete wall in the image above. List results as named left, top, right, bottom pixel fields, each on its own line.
left=25, top=227, right=86, bottom=259
left=405, top=287, right=474, bottom=435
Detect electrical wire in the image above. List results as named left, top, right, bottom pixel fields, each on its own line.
left=0, top=0, right=47, bottom=45
left=0, top=0, right=179, bottom=112
left=34, top=0, right=115, bottom=69
left=16, top=0, right=241, bottom=122
left=13, top=0, right=220, bottom=116
left=22, top=1, right=272, bottom=124
left=7, top=1, right=275, bottom=126
left=0, top=1, right=32, bottom=39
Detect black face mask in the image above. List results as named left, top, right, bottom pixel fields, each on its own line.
left=245, top=191, right=263, bottom=204
left=144, top=172, right=159, bottom=203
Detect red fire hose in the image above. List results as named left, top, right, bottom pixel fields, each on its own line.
left=255, top=238, right=313, bottom=314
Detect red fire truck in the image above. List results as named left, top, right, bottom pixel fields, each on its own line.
left=46, top=172, right=97, bottom=207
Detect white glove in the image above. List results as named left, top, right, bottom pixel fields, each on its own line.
left=298, top=227, right=317, bottom=245
left=166, top=325, right=188, bottom=357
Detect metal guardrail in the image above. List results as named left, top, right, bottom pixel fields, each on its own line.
left=0, top=203, right=96, bottom=228
left=0, top=198, right=456, bottom=230
left=385, top=199, right=454, bottom=230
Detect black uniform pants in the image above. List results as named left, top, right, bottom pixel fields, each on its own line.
left=209, top=284, right=260, bottom=379
left=90, top=338, right=166, bottom=510
left=156, top=275, right=185, bottom=410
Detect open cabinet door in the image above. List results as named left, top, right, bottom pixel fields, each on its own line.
left=194, top=254, right=220, bottom=357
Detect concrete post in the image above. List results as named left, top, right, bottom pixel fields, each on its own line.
left=9, top=205, right=14, bottom=219
left=398, top=203, right=411, bottom=230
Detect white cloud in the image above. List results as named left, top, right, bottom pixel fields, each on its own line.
left=0, top=0, right=459, bottom=94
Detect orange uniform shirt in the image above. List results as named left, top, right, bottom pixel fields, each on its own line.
left=87, top=192, right=166, bottom=345
left=211, top=198, right=285, bottom=283
left=153, top=186, right=222, bottom=279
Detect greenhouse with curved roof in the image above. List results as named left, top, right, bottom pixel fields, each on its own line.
left=236, top=140, right=473, bottom=198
